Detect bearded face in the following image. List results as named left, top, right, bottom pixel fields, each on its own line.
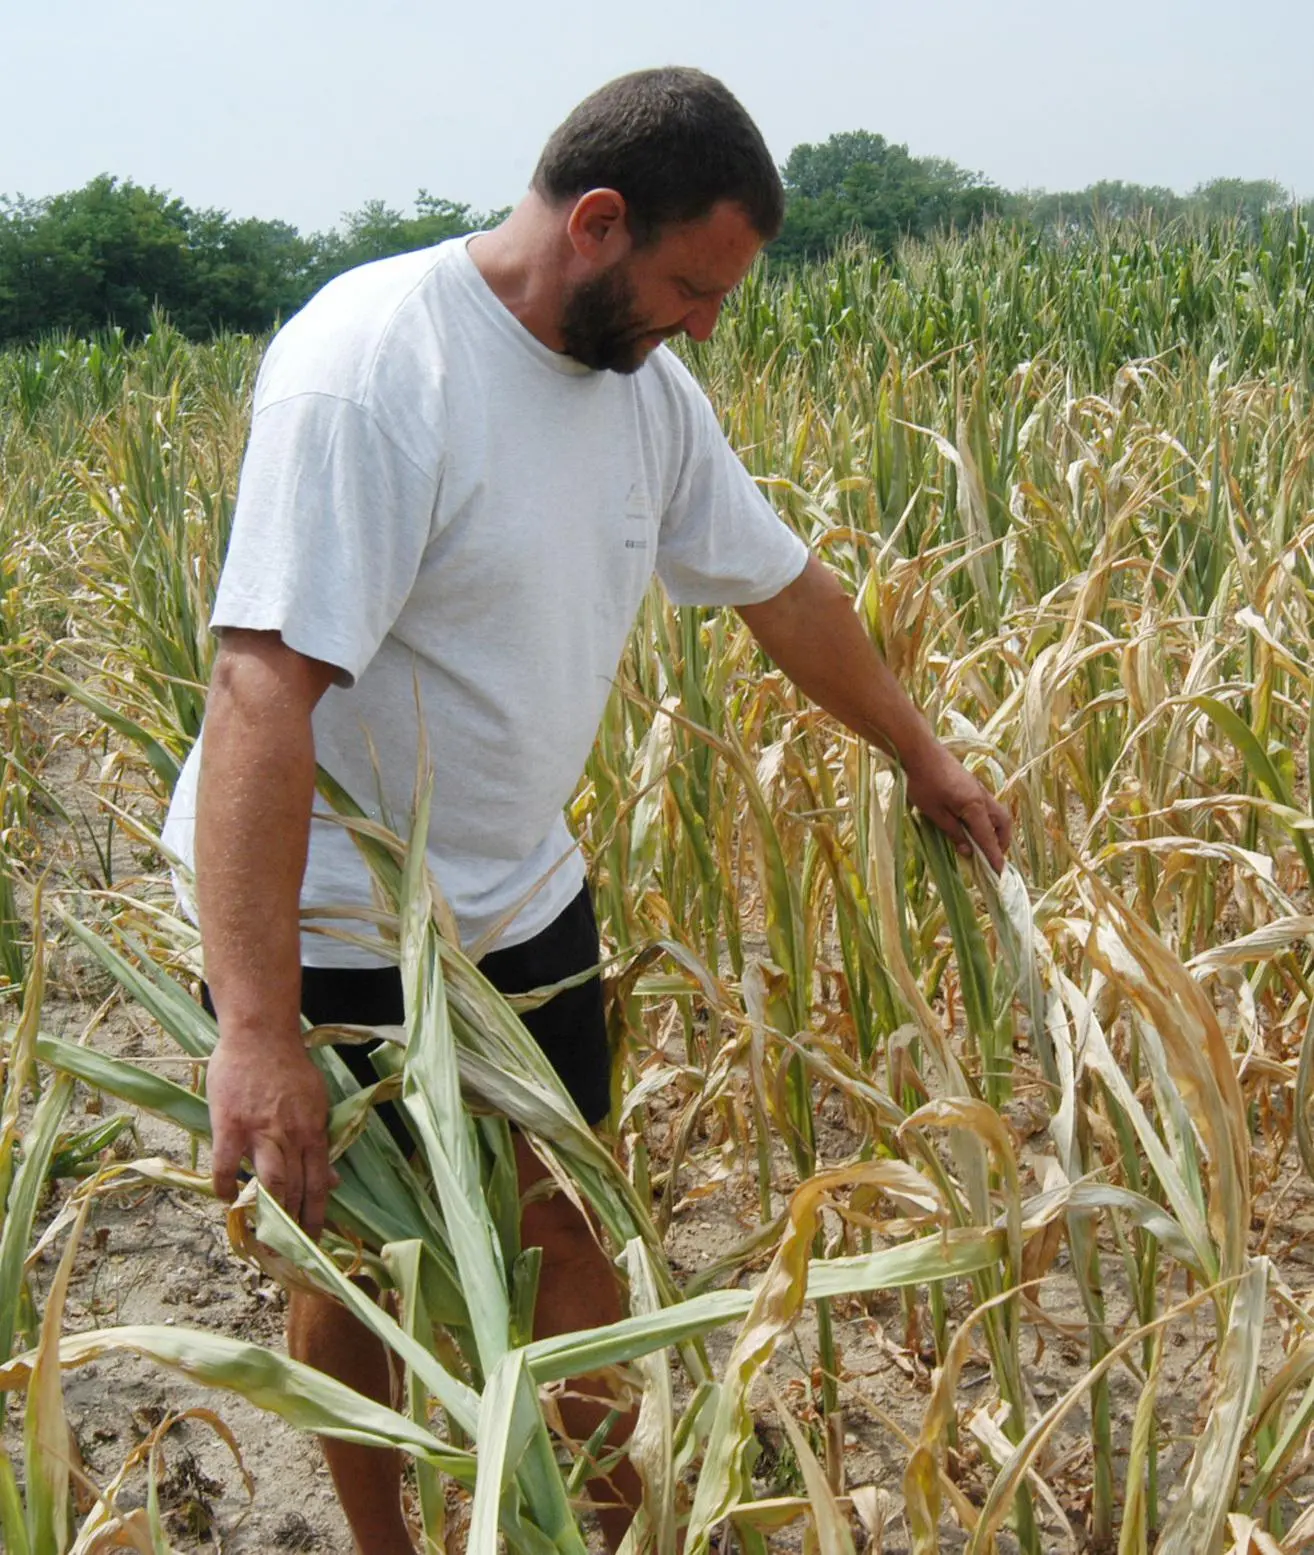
left=558, top=265, right=666, bottom=375
left=557, top=202, right=762, bottom=372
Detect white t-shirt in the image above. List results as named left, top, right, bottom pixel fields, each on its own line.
left=163, top=236, right=808, bottom=966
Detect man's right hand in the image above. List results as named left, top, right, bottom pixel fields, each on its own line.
left=207, top=1035, right=336, bottom=1241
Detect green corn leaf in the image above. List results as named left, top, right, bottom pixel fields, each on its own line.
left=525, top=1228, right=1005, bottom=1384
left=468, top=1350, right=544, bottom=1555
left=0, top=920, right=73, bottom=1369
left=0, top=1446, right=31, bottom=1555
left=48, top=1113, right=137, bottom=1178
left=1193, top=694, right=1314, bottom=883
left=44, top=670, right=181, bottom=791
left=36, top=1035, right=209, bottom=1140
left=918, top=822, right=1002, bottom=1099
left=397, top=780, right=509, bottom=1378
left=381, top=1239, right=448, bottom=1544
left=243, top=1183, right=482, bottom=1435
left=0, top=1070, right=73, bottom=1363
left=0, top=898, right=46, bottom=1229
left=58, top=914, right=216, bottom=1060
left=0, top=1323, right=474, bottom=1477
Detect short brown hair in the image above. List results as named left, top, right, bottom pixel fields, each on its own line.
left=532, top=67, right=784, bottom=245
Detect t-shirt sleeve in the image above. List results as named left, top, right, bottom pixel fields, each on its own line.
left=655, top=384, right=808, bottom=607
left=211, top=391, right=440, bottom=686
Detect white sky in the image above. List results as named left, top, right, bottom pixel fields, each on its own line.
left=3, top=0, right=1310, bottom=233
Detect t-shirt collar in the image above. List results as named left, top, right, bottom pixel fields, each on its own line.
left=452, top=235, right=595, bottom=378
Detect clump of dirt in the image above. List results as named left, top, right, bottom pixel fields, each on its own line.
left=157, top=1449, right=225, bottom=1541
left=274, top=1510, right=324, bottom=1549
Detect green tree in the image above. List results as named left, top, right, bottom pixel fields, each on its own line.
left=1009, top=180, right=1186, bottom=228
left=1189, top=177, right=1290, bottom=228
left=0, top=176, right=192, bottom=341
left=305, top=192, right=508, bottom=292
left=0, top=178, right=500, bottom=345
left=0, top=177, right=317, bottom=344
left=180, top=210, right=315, bottom=336
left=772, top=132, right=998, bottom=263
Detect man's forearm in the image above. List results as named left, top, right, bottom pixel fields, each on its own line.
left=738, top=555, right=1012, bottom=870
left=194, top=633, right=339, bottom=1232
left=195, top=650, right=319, bottom=1050
left=737, top=556, right=938, bottom=767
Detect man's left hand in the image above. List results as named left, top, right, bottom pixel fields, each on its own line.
left=737, top=559, right=1012, bottom=873
left=903, top=742, right=1011, bottom=873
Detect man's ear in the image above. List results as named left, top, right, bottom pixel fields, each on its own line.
left=565, top=188, right=632, bottom=266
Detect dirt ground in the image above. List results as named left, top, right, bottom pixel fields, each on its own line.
left=4, top=690, right=1314, bottom=1551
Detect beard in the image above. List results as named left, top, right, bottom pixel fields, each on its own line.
left=559, top=266, right=661, bottom=375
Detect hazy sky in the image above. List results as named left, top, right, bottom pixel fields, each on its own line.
left=4, top=0, right=1310, bottom=233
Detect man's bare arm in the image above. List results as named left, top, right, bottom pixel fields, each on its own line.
left=737, top=557, right=1011, bottom=870
left=195, top=629, right=339, bottom=1237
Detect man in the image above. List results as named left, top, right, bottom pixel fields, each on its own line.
left=164, top=66, right=1010, bottom=1553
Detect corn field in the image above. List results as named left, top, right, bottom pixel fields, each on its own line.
left=1, top=213, right=1314, bottom=1553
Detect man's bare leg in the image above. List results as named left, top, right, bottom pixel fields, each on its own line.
left=286, top=1287, right=417, bottom=1555
left=287, top=1136, right=640, bottom=1553
left=515, top=1133, right=642, bottom=1548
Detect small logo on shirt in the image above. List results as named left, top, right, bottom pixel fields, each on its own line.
left=624, top=484, right=652, bottom=550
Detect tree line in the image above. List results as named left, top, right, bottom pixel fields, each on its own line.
left=0, top=132, right=1305, bottom=345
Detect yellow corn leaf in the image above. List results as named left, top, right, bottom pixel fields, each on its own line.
left=683, top=1169, right=830, bottom=1554
left=623, top=1240, right=677, bottom=1555
left=685, top=1162, right=972, bottom=1555
left=1224, top=1514, right=1286, bottom=1555
left=966, top=1404, right=1077, bottom=1549
left=1156, top=1259, right=1269, bottom=1555
left=1118, top=1336, right=1162, bottom=1555
left=850, top=1486, right=893, bottom=1550
left=765, top=1378, right=857, bottom=1555
left=727, top=1497, right=811, bottom=1533
left=906, top=1284, right=1020, bottom=1553
left=24, top=1175, right=90, bottom=1554
left=902, top=1097, right=1022, bottom=1281
left=1059, top=970, right=1216, bottom=1278
left=1188, top=916, right=1314, bottom=974
left=1084, top=881, right=1250, bottom=1281
left=965, top=1277, right=1229, bottom=1554
left=523, top=1229, right=1004, bottom=1385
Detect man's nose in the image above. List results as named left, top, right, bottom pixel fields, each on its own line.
left=681, top=297, right=724, bottom=343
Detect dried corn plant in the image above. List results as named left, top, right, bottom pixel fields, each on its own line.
left=2, top=214, right=1314, bottom=1551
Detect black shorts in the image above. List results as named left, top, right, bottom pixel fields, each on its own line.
left=202, top=884, right=610, bottom=1143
